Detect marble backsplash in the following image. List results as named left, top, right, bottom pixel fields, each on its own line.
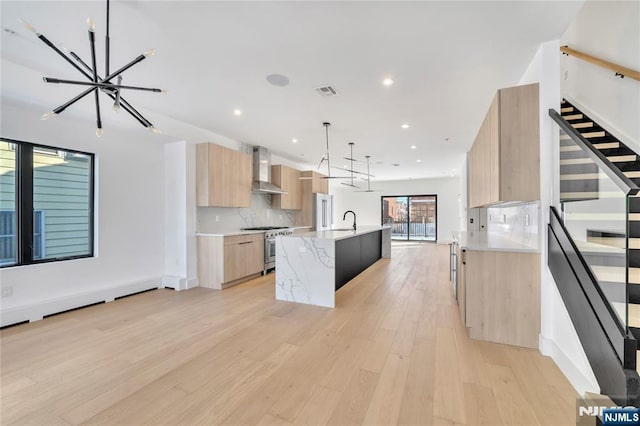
left=198, top=194, right=295, bottom=233
left=486, top=201, right=540, bottom=249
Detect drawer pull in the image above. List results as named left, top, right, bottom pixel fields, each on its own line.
left=239, top=241, right=253, bottom=245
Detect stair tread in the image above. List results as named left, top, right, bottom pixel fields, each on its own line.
left=592, top=265, right=640, bottom=284
left=575, top=240, right=625, bottom=254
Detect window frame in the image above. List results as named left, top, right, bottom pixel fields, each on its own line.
left=1, top=137, right=95, bottom=268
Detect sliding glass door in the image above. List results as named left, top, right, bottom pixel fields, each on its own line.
left=381, top=195, right=437, bottom=241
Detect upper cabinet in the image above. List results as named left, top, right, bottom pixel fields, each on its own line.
left=196, top=142, right=252, bottom=208
left=271, top=165, right=302, bottom=210
left=468, top=83, right=540, bottom=208
left=301, top=170, right=329, bottom=194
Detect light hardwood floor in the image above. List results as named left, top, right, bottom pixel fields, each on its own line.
left=1, top=244, right=578, bottom=425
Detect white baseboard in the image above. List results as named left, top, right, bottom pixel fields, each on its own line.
left=539, top=334, right=600, bottom=397
left=0, top=277, right=161, bottom=327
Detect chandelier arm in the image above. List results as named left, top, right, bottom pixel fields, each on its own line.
left=68, top=51, right=95, bottom=76
left=43, top=77, right=163, bottom=93
left=88, top=27, right=102, bottom=132
left=35, top=33, right=94, bottom=81
left=117, top=96, right=154, bottom=128
left=102, top=54, right=147, bottom=84
left=103, top=91, right=149, bottom=128
left=51, top=87, right=95, bottom=114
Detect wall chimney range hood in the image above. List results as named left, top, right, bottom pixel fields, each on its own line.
left=252, top=146, right=288, bottom=194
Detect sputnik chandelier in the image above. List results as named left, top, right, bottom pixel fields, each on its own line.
left=20, top=0, right=164, bottom=137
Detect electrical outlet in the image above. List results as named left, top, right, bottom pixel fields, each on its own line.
left=1, top=286, right=13, bottom=298
left=215, top=215, right=221, bottom=222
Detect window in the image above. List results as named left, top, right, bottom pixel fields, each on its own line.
left=381, top=195, right=437, bottom=241
left=0, top=138, right=94, bottom=267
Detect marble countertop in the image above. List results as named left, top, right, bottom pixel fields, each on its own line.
left=452, top=231, right=539, bottom=253
left=196, top=226, right=313, bottom=237
left=287, top=226, right=390, bottom=241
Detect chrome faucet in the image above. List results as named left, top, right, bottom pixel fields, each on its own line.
left=343, top=210, right=357, bottom=230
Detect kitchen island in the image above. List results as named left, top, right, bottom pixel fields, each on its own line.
left=275, top=226, right=391, bottom=307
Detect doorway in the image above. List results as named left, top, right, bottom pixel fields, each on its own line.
left=381, top=195, right=437, bottom=241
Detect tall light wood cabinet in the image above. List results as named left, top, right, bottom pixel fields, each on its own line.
left=271, top=165, right=302, bottom=210
left=468, top=83, right=539, bottom=208
left=196, top=143, right=252, bottom=208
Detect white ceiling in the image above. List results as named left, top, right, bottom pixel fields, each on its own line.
left=0, top=1, right=583, bottom=181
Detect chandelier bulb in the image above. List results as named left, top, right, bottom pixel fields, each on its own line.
left=113, top=103, right=120, bottom=112
left=161, top=89, right=168, bottom=94
left=41, top=111, right=57, bottom=120
left=144, top=49, right=156, bottom=57
left=19, top=18, right=37, bottom=34
left=148, top=126, right=161, bottom=134
left=96, top=128, right=104, bottom=138
left=87, top=17, right=95, bottom=31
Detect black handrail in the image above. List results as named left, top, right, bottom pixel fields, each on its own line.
left=549, top=108, right=640, bottom=196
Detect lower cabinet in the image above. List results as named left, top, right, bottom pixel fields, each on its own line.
left=197, top=234, right=264, bottom=290
left=458, top=249, right=540, bottom=349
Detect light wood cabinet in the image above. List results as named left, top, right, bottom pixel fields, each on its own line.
left=468, top=83, right=539, bottom=208
left=271, top=165, right=302, bottom=210
left=196, top=143, right=252, bottom=208
left=197, top=233, right=264, bottom=289
left=301, top=170, right=329, bottom=194
left=293, top=171, right=329, bottom=227
left=463, top=250, right=540, bottom=348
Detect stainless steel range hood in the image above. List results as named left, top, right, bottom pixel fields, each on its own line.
left=252, top=146, right=288, bottom=194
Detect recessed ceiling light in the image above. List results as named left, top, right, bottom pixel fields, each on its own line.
left=401, top=123, right=410, bottom=129
left=417, top=159, right=422, bottom=163
left=393, top=163, right=400, bottom=167
left=410, top=145, right=416, bottom=149
left=444, top=137, right=450, bottom=142
left=382, top=77, right=394, bottom=86
left=233, top=109, right=242, bottom=116
left=292, top=138, right=298, bottom=143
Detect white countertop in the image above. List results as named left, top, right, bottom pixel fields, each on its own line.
left=453, top=231, right=540, bottom=253
left=196, top=226, right=313, bottom=237
left=287, top=226, right=390, bottom=241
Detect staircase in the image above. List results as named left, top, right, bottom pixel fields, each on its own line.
left=550, top=100, right=640, bottom=406
left=560, top=100, right=640, bottom=340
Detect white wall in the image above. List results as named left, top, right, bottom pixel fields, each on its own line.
left=330, top=176, right=461, bottom=243
left=520, top=41, right=599, bottom=395
left=0, top=100, right=166, bottom=326
left=561, top=1, right=640, bottom=150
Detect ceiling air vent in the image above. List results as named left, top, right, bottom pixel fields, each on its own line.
left=314, top=85, right=339, bottom=97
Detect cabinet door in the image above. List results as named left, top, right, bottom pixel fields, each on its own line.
left=223, top=243, right=246, bottom=282
left=499, top=83, right=540, bottom=202
left=244, top=240, right=264, bottom=276
left=488, top=93, right=500, bottom=204
left=233, top=150, right=252, bottom=207
left=271, top=165, right=302, bottom=210
left=312, top=172, right=329, bottom=194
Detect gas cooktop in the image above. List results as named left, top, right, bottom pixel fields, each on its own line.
left=241, top=226, right=290, bottom=231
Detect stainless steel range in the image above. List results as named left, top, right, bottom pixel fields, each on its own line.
left=241, top=227, right=293, bottom=273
